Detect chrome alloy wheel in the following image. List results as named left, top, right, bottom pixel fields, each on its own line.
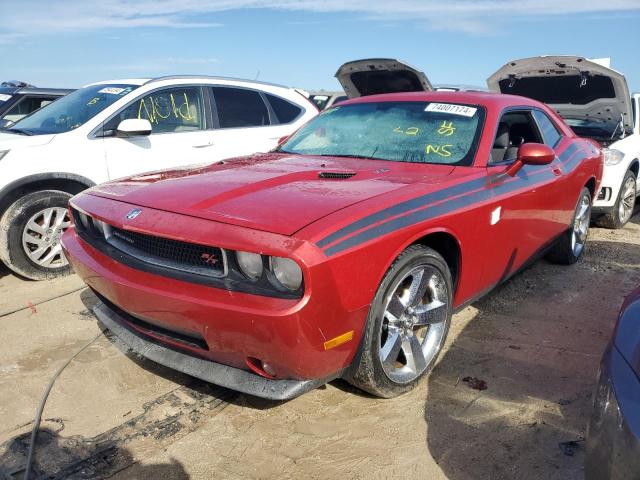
left=379, top=265, right=448, bottom=384
left=571, top=193, right=591, bottom=257
left=21, top=207, right=70, bottom=268
left=618, top=176, right=637, bottom=225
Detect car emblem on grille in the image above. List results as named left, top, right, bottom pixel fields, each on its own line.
left=201, top=253, right=219, bottom=265
left=126, top=208, right=142, bottom=220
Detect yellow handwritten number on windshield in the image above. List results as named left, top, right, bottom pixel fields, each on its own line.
left=437, top=121, right=456, bottom=136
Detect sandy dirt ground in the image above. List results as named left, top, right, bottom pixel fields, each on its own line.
left=0, top=207, right=638, bottom=480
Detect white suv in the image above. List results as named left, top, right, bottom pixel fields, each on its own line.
left=488, top=56, right=639, bottom=228
left=0, top=76, right=317, bottom=279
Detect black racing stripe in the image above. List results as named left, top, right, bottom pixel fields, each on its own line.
left=316, top=176, right=488, bottom=248
left=318, top=144, right=580, bottom=249
left=325, top=168, right=557, bottom=257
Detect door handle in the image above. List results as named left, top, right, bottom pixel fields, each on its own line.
left=193, top=143, right=215, bottom=149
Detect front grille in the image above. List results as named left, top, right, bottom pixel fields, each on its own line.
left=73, top=210, right=226, bottom=278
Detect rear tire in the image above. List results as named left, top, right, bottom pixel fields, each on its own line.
left=347, top=245, right=452, bottom=398
left=0, top=190, right=73, bottom=280
left=547, top=187, right=591, bottom=265
left=595, top=170, right=636, bottom=229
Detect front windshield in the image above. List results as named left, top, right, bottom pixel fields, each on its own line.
left=8, top=84, right=138, bottom=135
left=280, top=101, right=485, bottom=165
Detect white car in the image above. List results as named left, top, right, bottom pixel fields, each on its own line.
left=488, top=56, right=639, bottom=228
left=0, top=76, right=318, bottom=279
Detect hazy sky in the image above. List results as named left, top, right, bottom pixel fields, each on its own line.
left=2, top=1, right=640, bottom=92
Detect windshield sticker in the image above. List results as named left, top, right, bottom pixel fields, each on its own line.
left=86, top=97, right=100, bottom=106
left=0, top=94, right=11, bottom=102
left=425, top=144, right=452, bottom=157
left=98, top=87, right=126, bottom=95
left=436, top=121, right=456, bottom=136
left=393, top=126, right=420, bottom=136
left=425, top=103, right=477, bottom=117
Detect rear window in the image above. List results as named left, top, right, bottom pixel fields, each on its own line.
left=266, top=94, right=302, bottom=124
left=212, top=87, right=270, bottom=128
left=499, top=75, right=616, bottom=105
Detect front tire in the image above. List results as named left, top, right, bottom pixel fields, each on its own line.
left=547, top=187, right=592, bottom=265
left=347, top=245, right=453, bottom=398
left=0, top=190, right=73, bottom=280
left=595, top=170, right=637, bottom=229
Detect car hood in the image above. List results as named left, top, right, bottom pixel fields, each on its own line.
left=487, top=56, right=633, bottom=137
left=88, top=153, right=455, bottom=236
left=0, top=131, right=56, bottom=149
left=336, top=58, right=433, bottom=98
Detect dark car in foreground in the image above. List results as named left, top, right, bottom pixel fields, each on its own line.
left=62, top=90, right=602, bottom=400
left=0, top=81, right=73, bottom=129
left=586, top=286, right=640, bottom=479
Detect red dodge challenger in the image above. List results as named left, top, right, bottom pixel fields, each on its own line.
left=61, top=91, right=603, bottom=400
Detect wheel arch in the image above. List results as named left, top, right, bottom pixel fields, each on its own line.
left=629, top=158, right=639, bottom=178
left=584, top=176, right=597, bottom=199
left=409, top=230, right=462, bottom=294
left=0, top=173, right=95, bottom=219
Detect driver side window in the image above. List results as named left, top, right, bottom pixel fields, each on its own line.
left=107, top=87, right=205, bottom=134
left=490, top=110, right=543, bottom=164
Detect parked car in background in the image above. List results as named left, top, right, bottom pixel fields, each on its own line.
left=0, top=80, right=73, bottom=129
left=62, top=90, right=602, bottom=400
left=309, top=91, right=348, bottom=110
left=0, top=75, right=318, bottom=280
left=586, top=286, right=640, bottom=479
left=488, top=56, right=640, bottom=228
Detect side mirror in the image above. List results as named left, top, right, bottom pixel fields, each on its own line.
left=518, top=143, right=555, bottom=165
left=0, top=118, right=13, bottom=129
left=505, top=143, right=555, bottom=176
left=116, top=119, right=152, bottom=138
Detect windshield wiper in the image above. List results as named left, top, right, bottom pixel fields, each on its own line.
left=6, top=128, right=33, bottom=136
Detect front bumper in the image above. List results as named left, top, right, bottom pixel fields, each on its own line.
left=585, top=346, right=640, bottom=479
left=593, top=160, right=632, bottom=210
left=91, top=298, right=336, bottom=400
left=61, top=201, right=368, bottom=397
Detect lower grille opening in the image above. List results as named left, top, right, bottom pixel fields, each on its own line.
left=94, top=290, right=209, bottom=351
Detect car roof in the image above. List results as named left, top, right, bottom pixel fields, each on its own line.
left=340, top=90, right=547, bottom=110
left=84, top=75, right=292, bottom=90
left=16, top=87, right=74, bottom=95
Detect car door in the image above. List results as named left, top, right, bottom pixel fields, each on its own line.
left=102, top=85, right=215, bottom=180
left=481, top=108, right=569, bottom=286
left=208, top=86, right=299, bottom=160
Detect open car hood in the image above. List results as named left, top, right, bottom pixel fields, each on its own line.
left=487, top=55, right=633, bottom=136
left=335, top=58, right=433, bottom=98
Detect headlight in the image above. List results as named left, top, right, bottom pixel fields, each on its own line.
left=0, top=150, right=9, bottom=161
left=270, top=256, right=303, bottom=291
left=603, top=148, right=624, bottom=165
left=236, top=251, right=264, bottom=281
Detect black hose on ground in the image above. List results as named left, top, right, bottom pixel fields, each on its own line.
left=23, top=330, right=105, bottom=480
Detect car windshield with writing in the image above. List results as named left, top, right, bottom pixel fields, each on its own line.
left=279, top=101, right=484, bottom=165
left=7, top=84, right=138, bottom=135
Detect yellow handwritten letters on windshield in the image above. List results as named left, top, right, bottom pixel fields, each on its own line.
left=425, top=144, right=452, bottom=157
left=137, top=92, right=195, bottom=125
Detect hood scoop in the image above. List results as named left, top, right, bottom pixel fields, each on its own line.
left=318, top=171, right=357, bottom=179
